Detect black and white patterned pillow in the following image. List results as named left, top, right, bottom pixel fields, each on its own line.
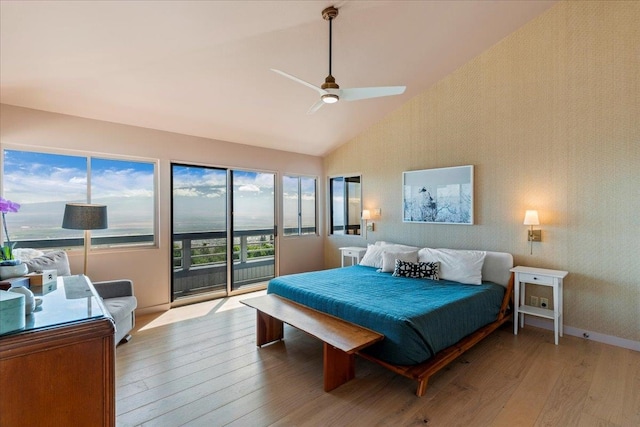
left=416, top=261, right=439, bottom=280
left=392, top=259, right=439, bottom=280
left=392, top=258, right=416, bottom=277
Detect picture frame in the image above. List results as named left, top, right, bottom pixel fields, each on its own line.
left=403, top=165, right=474, bottom=225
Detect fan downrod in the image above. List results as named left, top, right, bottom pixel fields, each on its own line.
left=321, top=6, right=340, bottom=92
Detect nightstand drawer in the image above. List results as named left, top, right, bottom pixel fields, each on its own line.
left=342, top=249, right=362, bottom=257
left=518, top=272, right=553, bottom=285
left=339, top=247, right=367, bottom=267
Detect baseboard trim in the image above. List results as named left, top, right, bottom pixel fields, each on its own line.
left=525, top=317, right=640, bottom=352
left=136, top=303, right=171, bottom=316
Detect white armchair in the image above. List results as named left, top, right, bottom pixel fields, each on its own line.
left=92, top=279, right=136, bottom=344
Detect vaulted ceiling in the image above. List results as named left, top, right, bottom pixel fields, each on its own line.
left=0, top=1, right=556, bottom=156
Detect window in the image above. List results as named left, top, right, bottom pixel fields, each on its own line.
left=1, top=149, right=156, bottom=249
left=283, top=175, right=317, bottom=236
left=329, top=175, right=361, bottom=235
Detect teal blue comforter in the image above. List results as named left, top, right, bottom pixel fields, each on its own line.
left=267, top=265, right=505, bottom=365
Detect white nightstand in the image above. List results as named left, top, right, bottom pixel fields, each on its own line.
left=511, top=266, right=569, bottom=345
left=339, top=247, right=367, bottom=267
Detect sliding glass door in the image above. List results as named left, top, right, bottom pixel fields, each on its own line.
left=171, top=164, right=275, bottom=302
left=231, top=170, right=276, bottom=293
left=172, top=164, right=228, bottom=300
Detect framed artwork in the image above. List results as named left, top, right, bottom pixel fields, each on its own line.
left=403, top=165, right=474, bottom=225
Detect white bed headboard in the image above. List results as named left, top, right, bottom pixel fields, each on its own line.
left=481, top=251, right=514, bottom=287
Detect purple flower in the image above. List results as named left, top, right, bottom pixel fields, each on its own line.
left=1, top=197, right=21, bottom=261
left=0, top=197, right=20, bottom=213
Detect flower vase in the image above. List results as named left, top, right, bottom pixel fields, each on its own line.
left=0, top=262, right=28, bottom=280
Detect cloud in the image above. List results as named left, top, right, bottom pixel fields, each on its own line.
left=91, top=168, right=154, bottom=198
left=69, top=176, right=87, bottom=184
left=173, top=188, right=201, bottom=197
left=239, top=184, right=260, bottom=192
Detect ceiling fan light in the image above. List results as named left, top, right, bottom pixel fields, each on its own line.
left=322, top=93, right=339, bottom=104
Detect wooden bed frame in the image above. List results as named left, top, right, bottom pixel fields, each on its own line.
left=242, top=250, right=515, bottom=397
left=358, top=272, right=514, bottom=396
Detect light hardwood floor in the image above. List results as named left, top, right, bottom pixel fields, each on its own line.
left=116, top=292, right=640, bottom=426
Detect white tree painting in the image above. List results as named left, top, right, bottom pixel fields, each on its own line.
left=403, top=165, right=474, bottom=225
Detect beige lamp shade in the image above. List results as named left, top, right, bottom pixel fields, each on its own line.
left=523, top=210, right=540, bottom=226
left=362, top=209, right=371, bottom=220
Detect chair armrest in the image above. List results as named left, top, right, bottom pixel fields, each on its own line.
left=92, top=279, right=134, bottom=299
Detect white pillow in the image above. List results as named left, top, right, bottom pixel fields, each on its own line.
left=359, top=244, right=386, bottom=268
left=375, top=241, right=419, bottom=251
left=418, top=248, right=486, bottom=284
left=380, top=250, right=418, bottom=273
left=13, top=248, right=45, bottom=262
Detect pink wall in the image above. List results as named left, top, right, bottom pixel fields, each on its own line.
left=0, top=104, right=324, bottom=313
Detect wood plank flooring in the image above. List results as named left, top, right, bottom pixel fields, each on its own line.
left=115, top=292, right=640, bottom=426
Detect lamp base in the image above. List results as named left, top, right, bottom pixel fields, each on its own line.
left=528, top=230, right=541, bottom=242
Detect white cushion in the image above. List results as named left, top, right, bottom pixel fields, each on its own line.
left=418, top=248, right=486, bottom=285
left=481, top=251, right=514, bottom=287
left=380, top=250, right=418, bottom=273
left=13, top=248, right=45, bottom=262
left=359, top=244, right=386, bottom=269
left=375, top=241, right=419, bottom=251
left=24, top=250, right=72, bottom=277
left=361, top=243, right=421, bottom=270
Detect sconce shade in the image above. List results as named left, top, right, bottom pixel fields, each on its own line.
left=523, top=210, right=540, bottom=226
left=62, top=204, right=108, bottom=230
left=362, top=210, right=371, bottom=220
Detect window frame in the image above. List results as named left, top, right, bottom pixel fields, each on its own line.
left=1, top=145, right=159, bottom=251
left=282, top=174, right=318, bottom=237
left=328, top=174, right=362, bottom=236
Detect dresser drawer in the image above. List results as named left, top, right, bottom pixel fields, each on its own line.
left=517, top=272, right=553, bottom=285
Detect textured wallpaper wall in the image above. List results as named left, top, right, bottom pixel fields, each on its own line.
left=324, top=1, right=639, bottom=343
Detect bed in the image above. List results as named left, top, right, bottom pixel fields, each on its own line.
left=266, top=245, right=514, bottom=395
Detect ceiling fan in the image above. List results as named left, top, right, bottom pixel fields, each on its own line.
left=272, top=5, right=406, bottom=114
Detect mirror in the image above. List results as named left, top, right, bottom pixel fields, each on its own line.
left=329, top=175, right=361, bottom=236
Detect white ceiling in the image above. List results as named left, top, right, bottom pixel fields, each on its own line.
left=0, top=1, right=556, bottom=157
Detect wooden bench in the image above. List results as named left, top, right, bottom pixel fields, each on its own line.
left=240, top=294, right=384, bottom=392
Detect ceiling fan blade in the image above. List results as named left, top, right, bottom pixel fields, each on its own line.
left=306, top=99, right=325, bottom=115
left=271, top=69, right=326, bottom=96
left=340, top=86, right=406, bottom=102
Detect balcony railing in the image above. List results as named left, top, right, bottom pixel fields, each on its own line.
left=14, top=234, right=154, bottom=249
left=172, top=229, right=275, bottom=299
left=14, top=230, right=275, bottom=300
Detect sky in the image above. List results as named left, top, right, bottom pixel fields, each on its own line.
left=2, top=150, right=315, bottom=241
left=2, top=149, right=154, bottom=204
left=2, top=149, right=156, bottom=239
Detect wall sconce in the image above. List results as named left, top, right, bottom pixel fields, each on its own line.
left=362, top=210, right=373, bottom=238
left=523, top=210, right=541, bottom=254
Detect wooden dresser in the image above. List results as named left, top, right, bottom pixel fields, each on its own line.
left=0, top=275, right=115, bottom=427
